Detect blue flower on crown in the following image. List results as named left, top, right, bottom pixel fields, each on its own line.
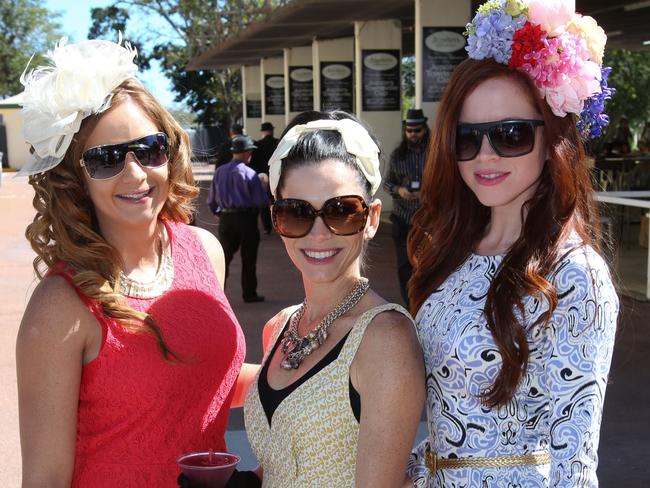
left=577, top=66, right=615, bottom=139
left=466, top=3, right=527, bottom=63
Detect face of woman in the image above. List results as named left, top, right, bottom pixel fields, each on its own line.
left=278, top=160, right=380, bottom=286
left=82, top=99, right=169, bottom=234
left=457, top=77, right=547, bottom=216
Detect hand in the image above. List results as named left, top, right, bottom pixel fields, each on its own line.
left=398, top=186, right=417, bottom=200
left=225, top=469, right=262, bottom=488
left=177, top=473, right=191, bottom=488
left=178, top=470, right=261, bottom=488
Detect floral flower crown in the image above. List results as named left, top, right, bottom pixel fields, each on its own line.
left=465, top=0, right=614, bottom=139
left=19, top=35, right=138, bottom=176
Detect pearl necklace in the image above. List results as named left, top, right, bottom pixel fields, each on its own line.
left=280, top=278, right=370, bottom=370
left=117, top=229, right=174, bottom=299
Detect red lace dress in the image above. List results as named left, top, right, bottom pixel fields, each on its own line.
left=51, top=221, right=246, bottom=487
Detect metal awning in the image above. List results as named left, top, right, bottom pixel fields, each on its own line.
left=187, top=0, right=414, bottom=69
left=188, top=0, right=650, bottom=70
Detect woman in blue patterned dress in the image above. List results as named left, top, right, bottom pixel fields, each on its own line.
left=404, top=2, right=618, bottom=487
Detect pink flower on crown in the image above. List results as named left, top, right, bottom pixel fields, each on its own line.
left=527, top=0, right=575, bottom=36
left=518, top=31, right=601, bottom=116
left=567, top=13, right=606, bottom=64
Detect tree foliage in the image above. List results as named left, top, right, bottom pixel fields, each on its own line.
left=401, top=56, right=415, bottom=118
left=88, top=6, right=150, bottom=71
left=90, top=0, right=285, bottom=127
left=0, top=0, right=63, bottom=98
left=602, top=48, right=650, bottom=141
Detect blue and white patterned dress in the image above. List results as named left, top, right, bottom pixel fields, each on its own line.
left=407, top=240, right=618, bottom=487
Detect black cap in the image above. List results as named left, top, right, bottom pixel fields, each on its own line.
left=230, top=135, right=257, bottom=152
left=404, top=108, right=428, bottom=126
left=261, top=122, right=274, bottom=131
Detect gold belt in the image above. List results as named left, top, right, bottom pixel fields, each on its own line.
left=425, top=449, right=550, bottom=474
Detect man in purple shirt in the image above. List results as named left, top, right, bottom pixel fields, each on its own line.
left=207, top=135, right=269, bottom=302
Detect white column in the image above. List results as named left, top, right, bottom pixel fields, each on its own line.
left=312, top=37, right=354, bottom=113
left=284, top=46, right=314, bottom=125
left=260, top=57, right=286, bottom=135
left=415, top=0, right=472, bottom=122
left=242, top=65, right=262, bottom=140
left=354, top=19, right=402, bottom=212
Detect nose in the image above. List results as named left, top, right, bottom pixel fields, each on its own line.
left=307, top=214, right=332, bottom=240
left=122, top=152, right=148, bottom=179
left=476, top=134, right=498, bottom=160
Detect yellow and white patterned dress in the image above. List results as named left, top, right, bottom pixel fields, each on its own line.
left=244, top=303, right=410, bottom=488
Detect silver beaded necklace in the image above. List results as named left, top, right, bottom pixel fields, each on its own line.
left=117, top=226, right=174, bottom=299
left=280, top=277, right=370, bottom=370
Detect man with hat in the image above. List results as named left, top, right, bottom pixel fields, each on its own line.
left=215, top=122, right=244, bottom=167
left=383, top=108, right=430, bottom=305
left=250, top=122, right=279, bottom=234
left=208, top=135, right=268, bottom=302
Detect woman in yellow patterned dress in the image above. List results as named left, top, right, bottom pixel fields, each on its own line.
left=243, top=110, right=425, bottom=487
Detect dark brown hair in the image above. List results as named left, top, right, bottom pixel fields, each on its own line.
left=407, top=59, right=601, bottom=407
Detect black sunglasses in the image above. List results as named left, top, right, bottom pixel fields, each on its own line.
left=80, top=132, right=169, bottom=180
left=405, top=127, right=424, bottom=134
left=455, top=119, right=544, bottom=161
left=272, top=195, right=369, bottom=238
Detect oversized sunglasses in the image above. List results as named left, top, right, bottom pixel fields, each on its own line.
left=455, top=119, right=544, bottom=161
left=80, top=132, right=169, bottom=180
left=272, top=195, right=369, bottom=238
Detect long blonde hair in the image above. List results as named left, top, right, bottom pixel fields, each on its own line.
left=26, top=78, right=199, bottom=360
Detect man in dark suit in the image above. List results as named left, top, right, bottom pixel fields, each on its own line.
left=249, top=122, right=279, bottom=234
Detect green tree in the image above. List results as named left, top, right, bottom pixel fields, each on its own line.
left=0, top=0, right=63, bottom=98
left=91, top=0, right=285, bottom=127
left=401, top=56, right=415, bottom=118
left=88, top=6, right=150, bottom=71
left=602, top=48, right=650, bottom=145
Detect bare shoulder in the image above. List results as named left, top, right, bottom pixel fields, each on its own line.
left=18, top=275, right=95, bottom=348
left=362, top=307, right=419, bottom=349
left=353, top=305, right=424, bottom=394
left=189, top=225, right=223, bottom=258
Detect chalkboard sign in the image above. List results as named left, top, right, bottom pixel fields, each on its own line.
left=362, top=50, right=400, bottom=111
left=264, top=74, right=285, bottom=115
left=422, top=27, right=467, bottom=102
left=320, top=62, right=353, bottom=113
left=246, top=98, right=261, bottom=118
left=289, top=66, right=313, bottom=112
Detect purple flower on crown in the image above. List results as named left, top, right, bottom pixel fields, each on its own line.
left=578, top=67, right=615, bottom=139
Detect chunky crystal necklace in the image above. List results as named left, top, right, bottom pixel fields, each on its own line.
left=117, top=228, right=174, bottom=299
left=280, top=277, right=370, bottom=370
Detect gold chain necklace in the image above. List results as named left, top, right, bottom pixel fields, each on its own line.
left=117, top=228, right=174, bottom=299
left=280, top=278, right=370, bottom=370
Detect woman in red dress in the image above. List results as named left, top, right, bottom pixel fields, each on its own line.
left=16, top=38, right=247, bottom=487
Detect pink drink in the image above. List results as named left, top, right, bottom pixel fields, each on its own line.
left=177, top=452, right=240, bottom=488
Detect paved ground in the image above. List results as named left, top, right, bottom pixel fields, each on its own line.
left=1, top=174, right=648, bottom=486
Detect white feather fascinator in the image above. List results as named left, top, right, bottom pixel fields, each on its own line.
left=19, top=36, right=138, bottom=176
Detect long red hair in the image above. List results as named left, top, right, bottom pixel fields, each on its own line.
left=407, top=59, right=601, bottom=407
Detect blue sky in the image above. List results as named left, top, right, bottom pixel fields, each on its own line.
left=45, top=0, right=177, bottom=107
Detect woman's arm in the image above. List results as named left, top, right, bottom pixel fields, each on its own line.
left=544, top=250, right=619, bottom=487
left=353, top=311, right=425, bottom=488
left=16, top=276, right=97, bottom=487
